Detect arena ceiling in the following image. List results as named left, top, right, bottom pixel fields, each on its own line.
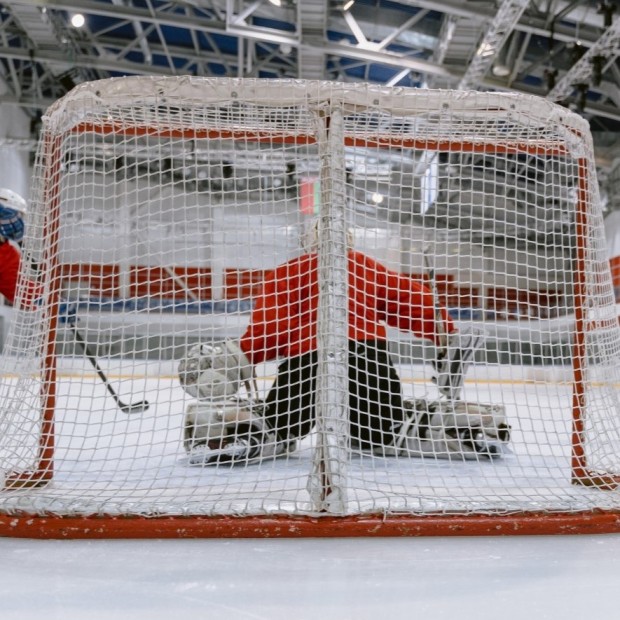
left=1, top=0, right=619, bottom=198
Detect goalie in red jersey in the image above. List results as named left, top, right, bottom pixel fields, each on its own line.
left=179, top=220, right=509, bottom=465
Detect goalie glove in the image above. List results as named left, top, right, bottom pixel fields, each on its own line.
left=178, top=339, right=253, bottom=400
left=394, top=398, right=511, bottom=460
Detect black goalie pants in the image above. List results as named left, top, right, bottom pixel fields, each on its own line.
left=262, top=340, right=407, bottom=451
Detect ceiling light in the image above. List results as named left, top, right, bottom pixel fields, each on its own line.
left=343, top=0, right=355, bottom=10
left=268, top=0, right=282, bottom=6
left=370, top=192, right=384, bottom=205
left=492, top=64, right=510, bottom=77
left=476, top=42, right=495, bottom=58
left=71, top=13, right=85, bottom=28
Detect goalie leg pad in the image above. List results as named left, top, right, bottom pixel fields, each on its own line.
left=395, top=398, right=511, bottom=460
left=183, top=400, right=295, bottom=466
left=183, top=399, right=257, bottom=453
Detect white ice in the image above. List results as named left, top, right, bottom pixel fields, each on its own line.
left=2, top=358, right=620, bottom=619
left=2, top=534, right=620, bottom=620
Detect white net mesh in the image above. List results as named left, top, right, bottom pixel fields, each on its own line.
left=1, top=77, right=620, bottom=529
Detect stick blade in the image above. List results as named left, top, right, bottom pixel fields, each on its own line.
left=119, top=400, right=150, bottom=414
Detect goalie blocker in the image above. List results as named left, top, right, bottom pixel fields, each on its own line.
left=178, top=340, right=254, bottom=400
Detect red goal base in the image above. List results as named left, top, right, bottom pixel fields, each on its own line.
left=1, top=511, right=620, bottom=539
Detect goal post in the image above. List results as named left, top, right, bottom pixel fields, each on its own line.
left=1, top=77, right=620, bottom=538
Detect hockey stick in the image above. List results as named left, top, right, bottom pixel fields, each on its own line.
left=24, top=252, right=150, bottom=415
left=67, top=319, right=150, bottom=414
left=422, top=247, right=456, bottom=400
left=423, top=248, right=470, bottom=402
left=422, top=249, right=488, bottom=432
left=423, top=247, right=449, bottom=351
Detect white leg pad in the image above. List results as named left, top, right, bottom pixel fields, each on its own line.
left=396, top=398, right=511, bottom=460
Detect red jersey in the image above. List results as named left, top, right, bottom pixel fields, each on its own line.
left=0, top=240, right=20, bottom=304
left=239, top=250, right=454, bottom=365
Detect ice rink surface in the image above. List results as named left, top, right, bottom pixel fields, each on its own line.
left=2, top=533, right=620, bottom=620
left=2, top=356, right=620, bottom=619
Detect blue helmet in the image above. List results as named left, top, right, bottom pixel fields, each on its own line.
left=0, top=189, right=27, bottom=242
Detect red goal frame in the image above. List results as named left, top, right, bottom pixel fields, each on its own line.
left=3, top=110, right=620, bottom=539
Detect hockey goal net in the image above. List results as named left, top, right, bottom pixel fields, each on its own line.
left=1, top=77, right=620, bottom=538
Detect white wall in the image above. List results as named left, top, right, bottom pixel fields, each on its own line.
left=0, top=81, right=31, bottom=199
left=56, top=173, right=574, bottom=307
